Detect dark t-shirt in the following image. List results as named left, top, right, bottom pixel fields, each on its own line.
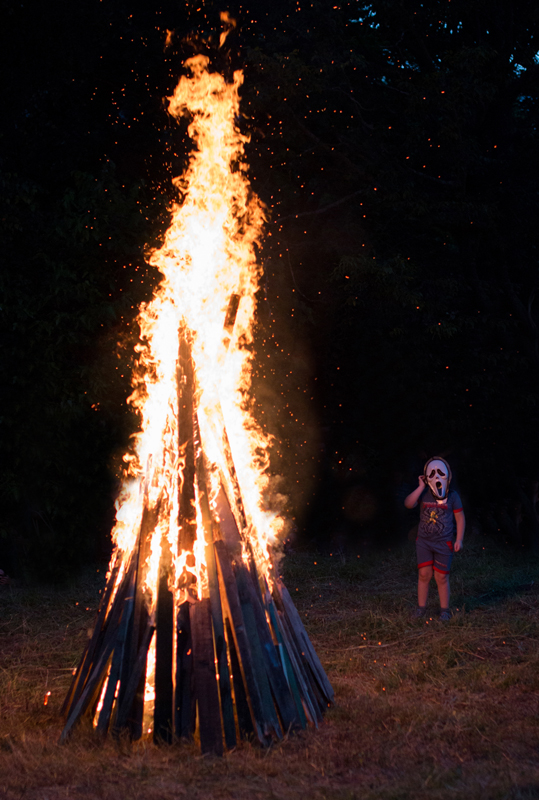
left=418, top=489, right=463, bottom=543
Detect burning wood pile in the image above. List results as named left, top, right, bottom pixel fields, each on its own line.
left=60, top=54, right=333, bottom=754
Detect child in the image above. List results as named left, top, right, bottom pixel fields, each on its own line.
left=404, top=457, right=465, bottom=621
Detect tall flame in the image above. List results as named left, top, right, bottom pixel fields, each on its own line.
left=110, top=54, right=282, bottom=614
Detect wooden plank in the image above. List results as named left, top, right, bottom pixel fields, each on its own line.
left=214, top=540, right=268, bottom=745
left=123, top=601, right=149, bottom=740
left=214, top=480, right=297, bottom=730
left=271, top=589, right=324, bottom=721
left=220, top=425, right=248, bottom=533
left=124, top=492, right=160, bottom=738
left=174, top=328, right=198, bottom=738
left=238, top=567, right=300, bottom=733
left=91, top=554, right=137, bottom=661
left=211, top=595, right=236, bottom=751
left=223, top=293, right=240, bottom=333
left=62, top=543, right=143, bottom=739
left=64, top=552, right=137, bottom=728
left=214, top=483, right=243, bottom=555
left=177, top=328, right=197, bottom=553
left=95, top=573, right=136, bottom=733
left=274, top=592, right=327, bottom=720
left=153, top=528, right=175, bottom=743
left=304, top=662, right=328, bottom=716
left=237, top=597, right=281, bottom=739
left=273, top=580, right=334, bottom=705
left=232, top=559, right=282, bottom=740
left=61, top=566, right=113, bottom=718
left=275, top=609, right=321, bottom=726
left=116, top=547, right=139, bottom=717
left=225, top=617, right=253, bottom=739
left=201, top=399, right=248, bottom=537
left=203, top=405, right=283, bottom=721
left=129, top=497, right=157, bottom=666
left=265, top=591, right=307, bottom=729
left=190, top=598, right=223, bottom=756
left=60, top=626, right=120, bottom=742
left=174, top=600, right=195, bottom=739
left=194, top=416, right=236, bottom=750
left=245, top=542, right=266, bottom=605
left=213, top=473, right=295, bottom=727
left=112, top=621, right=155, bottom=735
left=61, top=559, right=121, bottom=719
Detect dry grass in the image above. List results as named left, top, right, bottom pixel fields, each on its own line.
left=2, top=533, right=539, bottom=799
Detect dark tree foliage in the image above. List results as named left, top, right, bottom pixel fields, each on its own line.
left=0, top=0, right=171, bottom=578
left=0, top=0, right=538, bottom=578
left=236, top=0, right=539, bottom=549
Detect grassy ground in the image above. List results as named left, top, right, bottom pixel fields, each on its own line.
left=1, top=531, right=539, bottom=799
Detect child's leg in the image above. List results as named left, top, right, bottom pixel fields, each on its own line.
left=418, top=565, right=433, bottom=606
left=416, top=540, right=434, bottom=607
left=434, top=570, right=449, bottom=608
left=433, top=550, right=453, bottom=609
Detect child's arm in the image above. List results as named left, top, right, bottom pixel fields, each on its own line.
left=404, top=476, right=426, bottom=509
left=454, top=510, right=465, bottom=552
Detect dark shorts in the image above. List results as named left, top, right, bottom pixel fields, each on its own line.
left=416, top=538, right=453, bottom=574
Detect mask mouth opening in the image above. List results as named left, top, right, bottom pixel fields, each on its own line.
left=435, top=480, right=443, bottom=496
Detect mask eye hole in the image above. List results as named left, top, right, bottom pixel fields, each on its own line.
left=436, top=469, right=446, bottom=477
left=428, top=469, right=436, bottom=478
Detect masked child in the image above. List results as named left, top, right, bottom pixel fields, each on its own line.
left=404, top=457, right=465, bottom=621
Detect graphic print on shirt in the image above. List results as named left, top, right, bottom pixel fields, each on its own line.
left=418, top=489, right=462, bottom=543
left=421, top=504, right=448, bottom=538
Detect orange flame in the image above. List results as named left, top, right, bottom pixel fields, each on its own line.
left=109, top=56, right=284, bottom=625
left=164, top=29, right=174, bottom=50
left=219, top=12, right=237, bottom=48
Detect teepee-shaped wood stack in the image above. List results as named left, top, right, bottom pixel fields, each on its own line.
left=60, top=326, right=333, bottom=754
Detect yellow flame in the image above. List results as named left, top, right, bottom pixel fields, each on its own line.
left=109, top=55, right=285, bottom=716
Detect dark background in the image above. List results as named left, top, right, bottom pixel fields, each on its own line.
left=1, top=0, right=538, bottom=580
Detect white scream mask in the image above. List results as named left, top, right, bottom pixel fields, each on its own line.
left=424, top=457, right=452, bottom=501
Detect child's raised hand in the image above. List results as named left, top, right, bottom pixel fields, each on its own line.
left=418, top=475, right=426, bottom=489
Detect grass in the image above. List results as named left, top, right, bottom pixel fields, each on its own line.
left=1, top=531, right=539, bottom=799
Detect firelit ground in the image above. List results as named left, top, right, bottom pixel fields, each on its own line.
left=1, top=534, right=539, bottom=800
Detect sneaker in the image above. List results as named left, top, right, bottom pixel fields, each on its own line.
left=411, top=606, right=426, bottom=619
left=438, top=609, right=452, bottom=622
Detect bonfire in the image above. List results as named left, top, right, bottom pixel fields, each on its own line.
left=61, top=53, right=333, bottom=754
